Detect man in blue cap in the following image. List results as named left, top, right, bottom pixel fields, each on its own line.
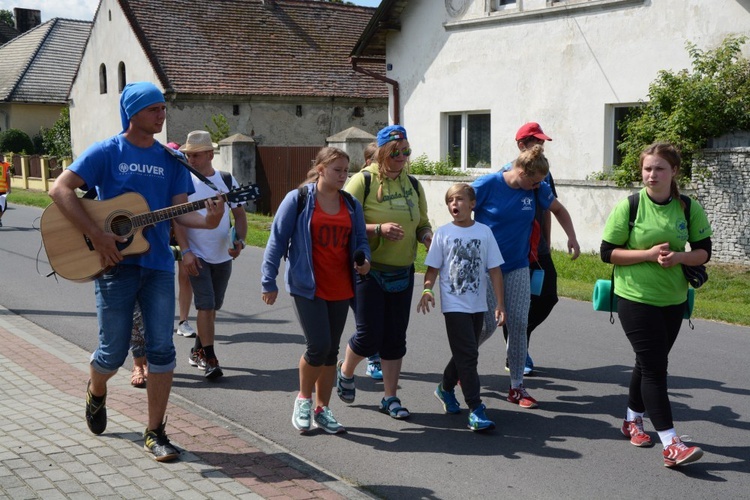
left=49, top=82, right=225, bottom=462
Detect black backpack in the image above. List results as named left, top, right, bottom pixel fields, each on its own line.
left=296, top=184, right=356, bottom=215
left=361, top=170, right=420, bottom=202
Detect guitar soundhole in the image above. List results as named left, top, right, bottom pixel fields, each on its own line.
left=110, top=215, right=133, bottom=237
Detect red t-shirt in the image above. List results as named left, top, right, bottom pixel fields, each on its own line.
left=311, top=196, right=353, bottom=301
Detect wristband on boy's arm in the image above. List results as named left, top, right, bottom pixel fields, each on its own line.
left=181, top=248, right=192, bottom=256
left=422, top=288, right=433, bottom=295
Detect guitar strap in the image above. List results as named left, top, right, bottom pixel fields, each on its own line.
left=161, top=143, right=222, bottom=191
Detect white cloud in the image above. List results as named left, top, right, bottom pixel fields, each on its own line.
left=0, top=0, right=99, bottom=22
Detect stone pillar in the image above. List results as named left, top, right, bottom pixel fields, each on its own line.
left=218, top=133, right=257, bottom=212
left=326, top=126, right=376, bottom=172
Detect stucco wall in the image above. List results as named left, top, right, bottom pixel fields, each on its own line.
left=385, top=0, right=750, bottom=180
left=69, top=0, right=163, bottom=154
left=165, top=99, right=387, bottom=148
left=2, top=103, right=64, bottom=141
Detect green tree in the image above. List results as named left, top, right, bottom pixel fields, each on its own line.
left=616, top=35, right=750, bottom=185
left=204, top=114, right=230, bottom=143
left=0, top=129, right=35, bottom=154
left=40, top=107, right=72, bottom=158
left=0, top=9, right=14, bottom=28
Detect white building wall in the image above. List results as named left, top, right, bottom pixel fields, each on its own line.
left=69, top=0, right=163, bottom=156
left=386, top=0, right=750, bottom=180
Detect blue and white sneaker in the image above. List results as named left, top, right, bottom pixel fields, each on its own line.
left=313, top=406, right=346, bottom=434
left=434, top=383, right=461, bottom=414
left=366, top=359, right=383, bottom=380
left=524, top=353, right=534, bottom=376
left=292, top=397, right=312, bottom=433
left=467, top=404, right=495, bottom=432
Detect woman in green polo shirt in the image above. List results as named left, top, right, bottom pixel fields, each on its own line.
left=336, top=125, right=432, bottom=420
left=600, top=142, right=712, bottom=468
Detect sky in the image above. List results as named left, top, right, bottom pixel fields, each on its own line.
left=0, top=0, right=382, bottom=22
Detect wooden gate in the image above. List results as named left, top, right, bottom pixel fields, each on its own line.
left=256, top=146, right=321, bottom=214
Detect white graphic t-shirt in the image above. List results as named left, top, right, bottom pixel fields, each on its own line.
left=424, top=221, right=504, bottom=313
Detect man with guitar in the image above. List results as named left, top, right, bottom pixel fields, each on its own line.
left=48, top=82, right=225, bottom=462
left=173, top=130, right=248, bottom=381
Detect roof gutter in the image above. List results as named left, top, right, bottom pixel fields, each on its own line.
left=350, top=56, right=400, bottom=125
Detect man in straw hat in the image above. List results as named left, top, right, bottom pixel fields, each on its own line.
left=174, top=130, right=248, bottom=381
left=49, top=82, right=225, bottom=462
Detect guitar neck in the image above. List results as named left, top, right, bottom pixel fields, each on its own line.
left=130, top=193, right=227, bottom=228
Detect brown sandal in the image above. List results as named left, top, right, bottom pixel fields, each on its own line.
left=131, top=364, right=147, bottom=388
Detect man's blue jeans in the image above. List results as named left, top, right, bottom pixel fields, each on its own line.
left=92, top=265, right=176, bottom=374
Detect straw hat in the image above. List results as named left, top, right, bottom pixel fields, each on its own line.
left=179, top=130, right=217, bottom=153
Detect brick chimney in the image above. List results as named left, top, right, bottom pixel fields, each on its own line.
left=14, top=8, right=42, bottom=33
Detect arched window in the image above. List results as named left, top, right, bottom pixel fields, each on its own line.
left=118, top=62, right=126, bottom=92
left=99, top=63, right=107, bottom=94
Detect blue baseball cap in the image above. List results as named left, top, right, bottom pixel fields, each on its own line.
left=119, top=82, right=165, bottom=133
left=376, top=125, right=408, bottom=147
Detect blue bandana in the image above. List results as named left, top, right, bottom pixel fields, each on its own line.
left=376, top=125, right=408, bottom=147
left=119, top=82, right=165, bottom=133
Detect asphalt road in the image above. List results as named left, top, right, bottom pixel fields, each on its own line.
left=2, top=202, right=749, bottom=499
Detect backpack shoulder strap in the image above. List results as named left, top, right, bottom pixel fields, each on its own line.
left=407, top=174, right=420, bottom=199
left=219, top=171, right=233, bottom=191
left=362, top=170, right=371, bottom=201
left=627, top=192, right=639, bottom=235
left=296, top=185, right=309, bottom=216
left=680, top=194, right=692, bottom=229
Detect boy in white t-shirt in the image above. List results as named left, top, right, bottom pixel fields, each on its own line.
left=417, top=183, right=506, bottom=431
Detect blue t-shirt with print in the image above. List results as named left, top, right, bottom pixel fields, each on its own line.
left=472, top=171, right=553, bottom=273
left=69, top=135, right=193, bottom=273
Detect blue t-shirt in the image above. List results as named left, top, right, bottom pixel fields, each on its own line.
left=472, top=171, right=553, bottom=273
left=69, top=135, right=193, bottom=272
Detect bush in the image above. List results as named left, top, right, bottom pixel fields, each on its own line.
left=40, top=107, right=72, bottom=158
left=616, top=35, right=750, bottom=185
left=0, top=129, right=35, bottom=154
left=408, top=154, right=466, bottom=176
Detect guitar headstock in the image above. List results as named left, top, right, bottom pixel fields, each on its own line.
left=226, top=184, right=262, bottom=202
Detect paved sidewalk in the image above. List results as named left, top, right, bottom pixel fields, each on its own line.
left=0, top=306, right=371, bottom=499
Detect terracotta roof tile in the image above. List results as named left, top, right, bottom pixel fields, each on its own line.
left=121, top=0, right=387, bottom=98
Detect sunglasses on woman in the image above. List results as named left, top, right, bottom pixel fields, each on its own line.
left=389, top=147, right=412, bottom=158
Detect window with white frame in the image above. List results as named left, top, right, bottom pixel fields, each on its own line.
left=489, top=0, right=601, bottom=14
left=447, top=112, right=491, bottom=170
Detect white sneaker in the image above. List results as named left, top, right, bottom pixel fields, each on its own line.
left=176, top=321, right=196, bottom=338
left=292, top=397, right=312, bottom=433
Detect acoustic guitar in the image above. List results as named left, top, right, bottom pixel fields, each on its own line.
left=40, top=185, right=260, bottom=282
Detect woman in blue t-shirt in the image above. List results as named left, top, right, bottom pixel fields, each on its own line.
left=473, top=145, right=579, bottom=409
